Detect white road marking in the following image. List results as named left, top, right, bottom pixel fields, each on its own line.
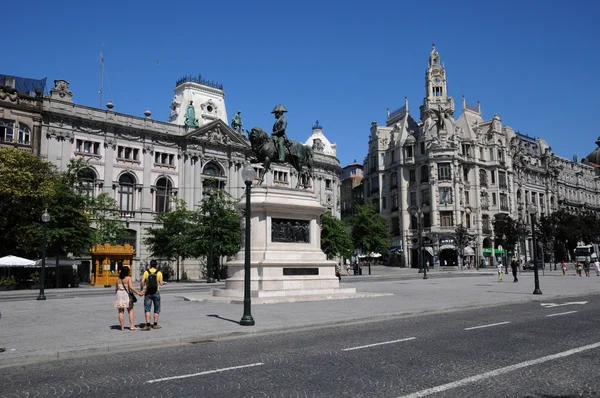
left=464, top=321, right=510, bottom=331
left=146, top=362, right=265, bottom=383
left=342, top=337, right=416, bottom=351
left=546, top=311, right=578, bottom=317
left=541, top=301, right=587, bottom=308
left=396, top=341, right=600, bottom=398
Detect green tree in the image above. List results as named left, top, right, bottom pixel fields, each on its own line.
left=493, top=214, right=523, bottom=261
left=87, top=193, right=128, bottom=244
left=320, top=211, right=353, bottom=260
left=454, top=223, right=471, bottom=269
left=189, top=190, right=242, bottom=280
left=538, top=214, right=557, bottom=268
left=552, top=210, right=580, bottom=259
left=0, top=148, right=56, bottom=257
left=350, top=203, right=390, bottom=258
left=144, top=199, right=193, bottom=281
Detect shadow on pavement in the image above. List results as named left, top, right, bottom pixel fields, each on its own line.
left=207, top=314, right=240, bottom=325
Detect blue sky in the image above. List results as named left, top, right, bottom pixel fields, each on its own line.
left=4, top=0, right=599, bottom=167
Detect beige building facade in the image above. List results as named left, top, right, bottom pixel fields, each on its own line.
left=30, top=76, right=341, bottom=280
left=363, top=45, right=597, bottom=269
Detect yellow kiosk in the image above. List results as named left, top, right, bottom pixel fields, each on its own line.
left=91, top=243, right=135, bottom=287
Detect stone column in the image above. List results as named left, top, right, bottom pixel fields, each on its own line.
left=429, top=161, right=438, bottom=227
left=193, top=157, right=202, bottom=208
left=141, top=144, right=153, bottom=212
left=103, top=138, right=116, bottom=196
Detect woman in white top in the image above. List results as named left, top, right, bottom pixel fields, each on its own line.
left=114, top=266, right=143, bottom=331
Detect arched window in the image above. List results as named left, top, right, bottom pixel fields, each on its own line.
left=202, top=162, right=226, bottom=192
left=155, top=177, right=173, bottom=213
left=118, top=173, right=135, bottom=212
left=78, top=168, right=96, bottom=198
left=479, top=169, right=488, bottom=186
left=0, top=119, right=14, bottom=142
left=18, top=123, right=30, bottom=144
left=203, top=163, right=220, bottom=176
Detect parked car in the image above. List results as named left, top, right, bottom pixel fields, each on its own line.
left=524, top=259, right=544, bottom=270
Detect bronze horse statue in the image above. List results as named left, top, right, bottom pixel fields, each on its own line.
left=247, top=127, right=314, bottom=188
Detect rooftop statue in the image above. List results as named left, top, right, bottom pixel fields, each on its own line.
left=184, top=100, right=199, bottom=128
left=247, top=104, right=314, bottom=189
left=231, top=110, right=243, bottom=133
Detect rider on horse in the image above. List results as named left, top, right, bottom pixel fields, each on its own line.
left=271, top=104, right=288, bottom=162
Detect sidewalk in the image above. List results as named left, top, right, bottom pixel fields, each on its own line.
left=1, top=266, right=598, bottom=367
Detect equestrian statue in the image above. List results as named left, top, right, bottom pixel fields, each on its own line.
left=247, top=104, right=314, bottom=189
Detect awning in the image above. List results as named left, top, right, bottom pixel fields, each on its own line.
left=0, top=255, right=36, bottom=268
left=34, top=258, right=80, bottom=267
left=464, top=246, right=475, bottom=255
left=440, top=244, right=456, bottom=251
left=389, top=246, right=403, bottom=253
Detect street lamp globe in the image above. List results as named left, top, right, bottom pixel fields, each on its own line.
left=527, top=203, right=537, bottom=215
left=42, top=211, right=50, bottom=223
left=242, top=164, right=255, bottom=183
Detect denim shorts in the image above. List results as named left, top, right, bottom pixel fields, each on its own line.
left=144, top=292, right=161, bottom=314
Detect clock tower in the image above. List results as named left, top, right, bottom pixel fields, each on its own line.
left=420, top=43, right=455, bottom=121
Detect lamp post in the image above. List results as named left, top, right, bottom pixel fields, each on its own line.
left=37, top=210, right=50, bottom=301
left=207, top=208, right=216, bottom=284
left=528, top=203, right=542, bottom=295
left=410, top=207, right=427, bottom=279
left=240, top=164, right=255, bottom=326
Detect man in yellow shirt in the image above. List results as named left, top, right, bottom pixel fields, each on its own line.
left=140, top=260, right=165, bottom=330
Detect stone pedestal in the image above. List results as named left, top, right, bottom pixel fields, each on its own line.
left=214, top=186, right=355, bottom=301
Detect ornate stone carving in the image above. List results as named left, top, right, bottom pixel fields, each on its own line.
left=312, top=138, right=325, bottom=152
left=47, top=129, right=74, bottom=142
left=271, top=219, right=310, bottom=243
left=169, top=96, right=180, bottom=120
left=143, top=143, right=154, bottom=154
left=200, top=99, right=218, bottom=120
left=104, top=137, right=117, bottom=149
left=117, top=129, right=143, bottom=141
left=206, top=128, right=229, bottom=145
left=0, top=90, right=18, bottom=102
left=50, top=79, right=73, bottom=101
left=153, top=137, right=178, bottom=147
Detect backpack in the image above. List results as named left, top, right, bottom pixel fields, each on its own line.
left=146, top=270, right=159, bottom=294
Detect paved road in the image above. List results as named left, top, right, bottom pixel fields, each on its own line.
left=0, top=266, right=598, bottom=370
left=1, top=294, right=598, bottom=397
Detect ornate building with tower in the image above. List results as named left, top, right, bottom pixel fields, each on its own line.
left=363, top=45, right=600, bottom=269
left=6, top=74, right=341, bottom=280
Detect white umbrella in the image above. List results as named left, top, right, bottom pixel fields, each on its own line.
left=0, top=255, right=36, bottom=267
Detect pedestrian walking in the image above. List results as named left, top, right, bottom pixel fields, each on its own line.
left=561, top=260, right=567, bottom=276
left=576, top=261, right=583, bottom=277
left=594, top=258, right=600, bottom=276
left=583, top=260, right=591, bottom=277
left=510, top=258, right=519, bottom=282
left=335, top=262, right=342, bottom=281
left=140, top=260, right=165, bottom=330
left=114, top=266, right=143, bottom=331
left=497, top=260, right=503, bottom=282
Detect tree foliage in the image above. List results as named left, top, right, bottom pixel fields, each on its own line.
left=320, top=211, right=353, bottom=260
left=144, top=199, right=193, bottom=261
left=350, top=204, right=390, bottom=255
left=87, top=193, right=128, bottom=245
left=454, top=223, right=471, bottom=267
left=0, top=148, right=56, bottom=257
left=492, top=214, right=524, bottom=254
left=43, top=162, right=95, bottom=258
left=188, top=190, right=242, bottom=261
